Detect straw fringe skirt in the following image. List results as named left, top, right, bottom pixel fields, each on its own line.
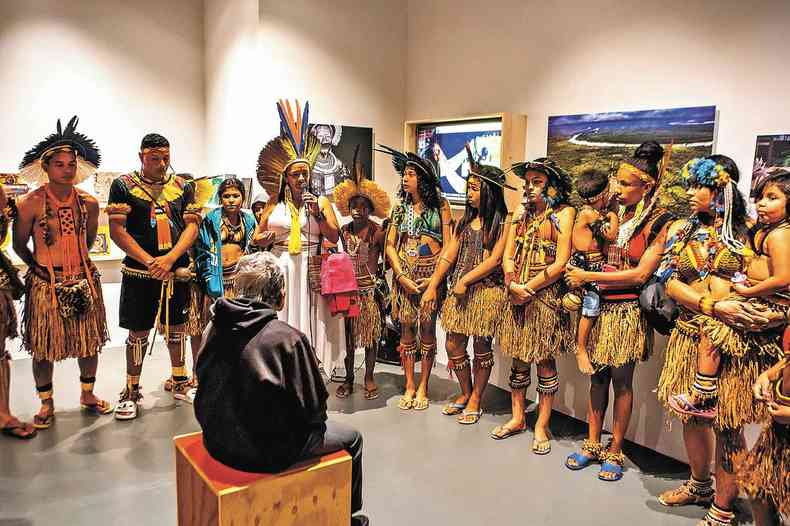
left=441, top=283, right=507, bottom=338
left=737, top=422, right=790, bottom=516
left=348, top=287, right=382, bottom=349
left=586, top=299, right=652, bottom=367
left=22, top=271, right=108, bottom=362
left=0, top=289, right=17, bottom=343
left=184, top=270, right=239, bottom=337
left=657, top=312, right=781, bottom=431
left=497, top=280, right=571, bottom=363
left=391, top=253, right=440, bottom=326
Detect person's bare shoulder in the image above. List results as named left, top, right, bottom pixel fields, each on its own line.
left=16, top=188, right=44, bottom=215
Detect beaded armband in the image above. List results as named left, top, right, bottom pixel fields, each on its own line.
left=183, top=203, right=203, bottom=224
left=105, top=202, right=132, bottom=217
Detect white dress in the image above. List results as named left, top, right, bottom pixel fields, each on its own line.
left=268, top=202, right=344, bottom=376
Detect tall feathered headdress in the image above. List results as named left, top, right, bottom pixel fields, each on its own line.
left=374, top=144, right=440, bottom=187
left=256, top=99, right=321, bottom=198
left=19, top=116, right=101, bottom=186
left=333, top=145, right=391, bottom=219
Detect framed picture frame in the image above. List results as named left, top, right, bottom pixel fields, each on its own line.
left=403, top=113, right=526, bottom=210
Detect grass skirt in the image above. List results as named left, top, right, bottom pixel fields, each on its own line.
left=497, top=280, right=571, bottom=363
left=185, top=281, right=206, bottom=337
left=657, top=312, right=781, bottom=430
left=0, top=289, right=17, bottom=344
left=737, top=422, right=790, bottom=516
left=586, top=299, right=652, bottom=367
left=185, top=272, right=237, bottom=337
left=441, top=283, right=507, bottom=338
left=391, top=253, right=440, bottom=327
left=348, top=288, right=382, bottom=349
left=22, top=270, right=108, bottom=362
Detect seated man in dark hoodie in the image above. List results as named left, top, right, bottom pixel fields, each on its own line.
left=194, top=251, right=367, bottom=525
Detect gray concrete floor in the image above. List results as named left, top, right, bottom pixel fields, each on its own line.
left=0, top=347, right=753, bottom=525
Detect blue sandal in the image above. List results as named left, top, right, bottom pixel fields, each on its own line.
left=598, top=451, right=625, bottom=482
left=565, top=439, right=602, bottom=470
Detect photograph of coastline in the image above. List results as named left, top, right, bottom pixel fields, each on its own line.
left=416, top=118, right=502, bottom=205
left=754, top=134, right=790, bottom=168
left=548, top=105, right=717, bottom=214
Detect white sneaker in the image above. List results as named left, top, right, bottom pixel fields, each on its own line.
left=173, top=383, right=196, bottom=404
left=114, top=399, right=138, bottom=420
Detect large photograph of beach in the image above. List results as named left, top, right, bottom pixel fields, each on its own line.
left=547, top=106, right=717, bottom=214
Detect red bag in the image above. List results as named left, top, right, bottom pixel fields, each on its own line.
left=320, top=252, right=360, bottom=317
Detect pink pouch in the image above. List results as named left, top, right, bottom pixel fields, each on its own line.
left=320, top=252, right=359, bottom=295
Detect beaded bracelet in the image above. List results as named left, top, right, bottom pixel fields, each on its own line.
left=774, top=379, right=790, bottom=407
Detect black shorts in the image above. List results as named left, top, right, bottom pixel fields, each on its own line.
left=119, top=274, right=189, bottom=332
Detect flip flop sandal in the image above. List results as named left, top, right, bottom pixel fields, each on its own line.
left=532, top=438, right=552, bottom=455
left=81, top=399, right=114, bottom=416
left=1, top=420, right=37, bottom=440
left=363, top=387, right=379, bottom=400
left=441, top=401, right=467, bottom=416
left=490, top=424, right=527, bottom=440
left=566, top=452, right=598, bottom=470
left=32, top=411, right=55, bottom=430
left=163, top=377, right=174, bottom=392
left=413, top=398, right=429, bottom=411
left=598, top=452, right=625, bottom=482
left=457, top=409, right=482, bottom=425
left=335, top=384, right=354, bottom=399
left=398, top=396, right=415, bottom=410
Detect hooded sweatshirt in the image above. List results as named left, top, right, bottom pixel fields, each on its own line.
left=194, top=297, right=328, bottom=472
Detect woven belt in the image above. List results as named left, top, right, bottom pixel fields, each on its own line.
left=121, top=265, right=154, bottom=279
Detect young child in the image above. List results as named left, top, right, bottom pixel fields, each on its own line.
left=566, top=169, right=618, bottom=374
left=670, top=168, right=790, bottom=418
left=333, top=150, right=390, bottom=399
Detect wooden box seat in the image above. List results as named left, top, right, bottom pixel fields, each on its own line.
left=174, top=431, right=351, bottom=526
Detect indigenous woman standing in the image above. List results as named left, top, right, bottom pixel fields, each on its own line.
left=492, top=158, right=574, bottom=453
left=378, top=145, right=451, bottom=411
left=252, top=100, right=342, bottom=373
left=564, top=142, right=673, bottom=480
left=195, top=177, right=257, bottom=308
left=426, top=151, right=512, bottom=424
left=656, top=156, right=781, bottom=526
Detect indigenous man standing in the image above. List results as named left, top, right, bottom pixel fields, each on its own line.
left=107, top=133, right=206, bottom=420
left=13, top=116, right=112, bottom=429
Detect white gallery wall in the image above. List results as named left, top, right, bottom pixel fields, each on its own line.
left=404, top=0, right=790, bottom=460
left=204, top=0, right=407, bottom=197
left=0, top=0, right=206, bottom=174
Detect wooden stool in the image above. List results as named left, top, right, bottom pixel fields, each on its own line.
left=174, top=431, right=352, bottom=526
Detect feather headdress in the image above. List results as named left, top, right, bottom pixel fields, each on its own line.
left=333, top=145, right=391, bottom=219
left=374, top=144, right=440, bottom=187
left=463, top=143, right=515, bottom=190
left=511, top=157, right=572, bottom=208
left=19, top=116, right=100, bottom=186
left=256, top=99, right=321, bottom=198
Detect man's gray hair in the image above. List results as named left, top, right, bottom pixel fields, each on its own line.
left=234, top=252, right=285, bottom=306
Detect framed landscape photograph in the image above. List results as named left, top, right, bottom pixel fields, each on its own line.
left=547, top=105, right=717, bottom=215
